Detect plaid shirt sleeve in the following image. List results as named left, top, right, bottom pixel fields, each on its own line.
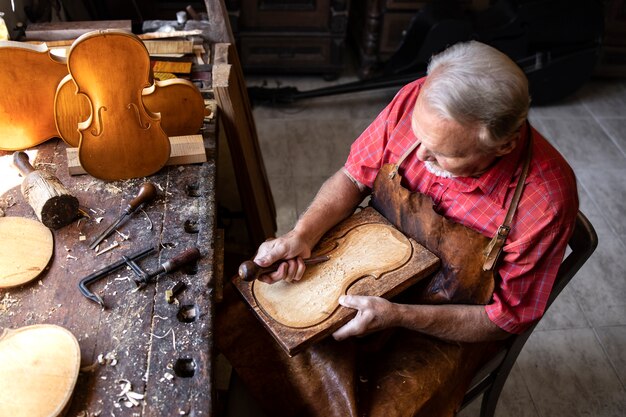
left=345, top=79, right=425, bottom=187
left=485, top=139, right=579, bottom=334
left=487, top=211, right=576, bottom=334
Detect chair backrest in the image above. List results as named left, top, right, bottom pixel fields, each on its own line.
left=461, top=210, right=598, bottom=417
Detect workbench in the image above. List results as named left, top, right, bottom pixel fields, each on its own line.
left=0, top=106, right=221, bottom=416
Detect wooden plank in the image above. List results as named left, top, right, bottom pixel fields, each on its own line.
left=212, top=43, right=277, bottom=248
left=233, top=207, right=441, bottom=356
left=143, top=40, right=194, bottom=55
left=25, top=20, right=132, bottom=41
left=153, top=61, right=193, bottom=74
left=66, top=135, right=207, bottom=176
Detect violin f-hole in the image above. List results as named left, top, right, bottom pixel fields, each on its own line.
left=91, top=106, right=107, bottom=136
left=128, top=102, right=151, bottom=130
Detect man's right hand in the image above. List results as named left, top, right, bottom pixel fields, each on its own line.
left=253, top=230, right=312, bottom=284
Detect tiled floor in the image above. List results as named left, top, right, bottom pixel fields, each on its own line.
left=238, top=68, right=626, bottom=416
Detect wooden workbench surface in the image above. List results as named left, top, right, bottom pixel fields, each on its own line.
left=0, top=111, right=219, bottom=416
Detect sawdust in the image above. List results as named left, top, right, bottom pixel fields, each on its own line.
left=0, top=292, right=20, bottom=314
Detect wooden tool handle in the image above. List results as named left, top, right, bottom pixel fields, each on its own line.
left=238, top=255, right=330, bottom=282
left=162, top=247, right=202, bottom=273
left=126, top=182, right=157, bottom=213
left=12, top=151, right=36, bottom=176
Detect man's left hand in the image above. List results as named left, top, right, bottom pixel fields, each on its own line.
left=332, top=295, right=397, bottom=341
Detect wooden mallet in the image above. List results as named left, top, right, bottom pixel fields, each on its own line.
left=12, top=151, right=79, bottom=229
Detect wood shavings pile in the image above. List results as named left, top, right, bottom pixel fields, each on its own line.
left=0, top=292, right=20, bottom=314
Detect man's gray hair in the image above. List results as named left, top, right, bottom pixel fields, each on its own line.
left=424, top=41, right=530, bottom=150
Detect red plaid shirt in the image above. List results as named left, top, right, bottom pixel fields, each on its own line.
left=344, top=78, right=579, bottom=334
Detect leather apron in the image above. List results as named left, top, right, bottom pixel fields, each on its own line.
left=216, top=128, right=532, bottom=417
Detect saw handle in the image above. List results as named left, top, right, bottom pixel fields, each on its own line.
left=238, top=255, right=330, bottom=282
left=125, top=182, right=157, bottom=214
left=12, top=151, right=36, bottom=176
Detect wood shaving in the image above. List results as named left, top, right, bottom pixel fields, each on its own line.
left=0, top=292, right=19, bottom=313
left=116, top=379, right=144, bottom=408
left=115, top=230, right=129, bottom=240
left=96, top=241, right=119, bottom=256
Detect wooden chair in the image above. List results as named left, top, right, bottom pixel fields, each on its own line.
left=459, top=211, right=598, bottom=417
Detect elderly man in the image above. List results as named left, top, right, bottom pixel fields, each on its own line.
left=216, top=41, right=578, bottom=417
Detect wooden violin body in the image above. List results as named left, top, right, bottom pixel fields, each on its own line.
left=235, top=207, right=441, bottom=355
left=67, top=30, right=170, bottom=180
left=253, top=222, right=414, bottom=328
left=0, top=324, right=80, bottom=417
left=0, top=41, right=67, bottom=151
left=55, top=75, right=206, bottom=147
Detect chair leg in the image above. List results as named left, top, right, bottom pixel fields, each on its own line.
left=479, top=379, right=506, bottom=417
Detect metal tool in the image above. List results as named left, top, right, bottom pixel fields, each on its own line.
left=78, top=246, right=202, bottom=307
left=238, top=255, right=330, bottom=282
left=89, top=182, right=157, bottom=250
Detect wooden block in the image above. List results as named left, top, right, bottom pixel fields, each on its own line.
left=233, top=207, right=440, bottom=356
left=143, top=40, right=194, bottom=55
left=25, top=20, right=132, bottom=41
left=66, top=135, right=207, bottom=176
left=152, top=61, right=193, bottom=74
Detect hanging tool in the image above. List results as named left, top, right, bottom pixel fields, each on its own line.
left=238, top=255, right=330, bottom=282
left=12, top=151, right=79, bottom=229
left=89, top=182, right=157, bottom=250
left=78, top=246, right=202, bottom=308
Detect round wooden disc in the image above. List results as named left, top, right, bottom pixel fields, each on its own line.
left=0, top=324, right=80, bottom=417
left=0, top=217, right=54, bottom=288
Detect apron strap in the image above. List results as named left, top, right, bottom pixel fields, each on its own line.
left=389, top=139, right=422, bottom=179
left=482, top=122, right=533, bottom=271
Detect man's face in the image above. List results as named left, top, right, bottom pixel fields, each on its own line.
left=410, top=95, right=498, bottom=178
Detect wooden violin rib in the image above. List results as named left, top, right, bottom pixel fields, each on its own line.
left=252, top=223, right=413, bottom=328
left=55, top=75, right=206, bottom=147
left=67, top=30, right=170, bottom=180
left=0, top=41, right=68, bottom=151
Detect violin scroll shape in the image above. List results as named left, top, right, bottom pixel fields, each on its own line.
left=67, top=30, right=170, bottom=180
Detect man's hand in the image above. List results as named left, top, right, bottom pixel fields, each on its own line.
left=332, top=295, right=397, bottom=341
left=254, top=230, right=312, bottom=284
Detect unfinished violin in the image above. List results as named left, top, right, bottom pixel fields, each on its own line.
left=234, top=207, right=440, bottom=355
left=252, top=222, right=415, bottom=328
left=54, top=74, right=206, bottom=147
left=66, top=30, right=170, bottom=180
left=0, top=41, right=67, bottom=151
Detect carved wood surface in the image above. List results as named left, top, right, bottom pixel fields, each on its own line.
left=234, top=207, right=440, bottom=356
left=0, top=324, right=80, bottom=417
left=55, top=75, right=206, bottom=147
left=67, top=30, right=171, bottom=180
left=0, top=217, right=54, bottom=288
left=253, top=223, right=413, bottom=328
left=0, top=41, right=67, bottom=151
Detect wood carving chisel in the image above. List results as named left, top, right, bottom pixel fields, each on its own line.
left=89, top=182, right=157, bottom=250
left=238, top=255, right=330, bottom=282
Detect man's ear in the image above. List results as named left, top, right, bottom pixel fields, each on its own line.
left=494, top=136, right=518, bottom=156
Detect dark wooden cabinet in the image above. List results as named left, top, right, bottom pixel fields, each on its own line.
left=350, top=0, right=487, bottom=78
left=226, top=0, right=351, bottom=77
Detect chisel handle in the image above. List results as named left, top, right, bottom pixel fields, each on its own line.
left=125, top=182, right=157, bottom=214
left=161, top=247, right=202, bottom=273
left=238, top=255, right=330, bottom=282
left=12, top=151, right=36, bottom=176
